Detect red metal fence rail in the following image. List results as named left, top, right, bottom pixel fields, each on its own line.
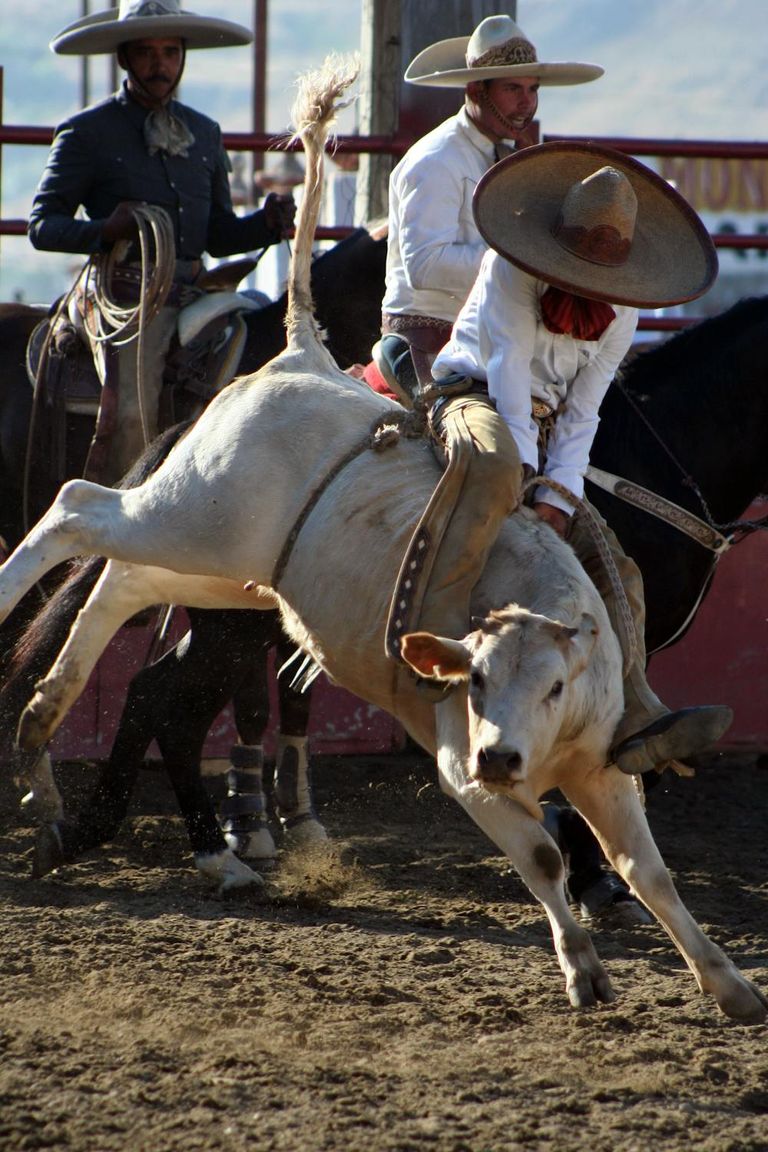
left=2, top=113, right=768, bottom=319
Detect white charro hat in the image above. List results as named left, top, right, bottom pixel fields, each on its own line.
left=473, top=142, right=718, bottom=308
left=51, top=0, right=252, bottom=55
left=405, top=14, right=603, bottom=88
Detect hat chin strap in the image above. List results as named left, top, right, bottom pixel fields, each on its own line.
left=477, top=85, right=533, bottom=140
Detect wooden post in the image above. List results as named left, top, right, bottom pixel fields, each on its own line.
left=354, top=0, right=402, bottom=225
left=355, top=0, right=514, bottom=223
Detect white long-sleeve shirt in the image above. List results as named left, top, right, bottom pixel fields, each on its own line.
left=383, top=108, right=509, bottom=324
left=433, top=250, right=638, bottom=514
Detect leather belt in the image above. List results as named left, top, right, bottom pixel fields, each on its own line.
left=532, top=399, right=555, bottom=420
left=109, top=265, right=200, bottom=308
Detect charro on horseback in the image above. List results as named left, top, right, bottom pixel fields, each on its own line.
left=26, top=0, right=296, bottom=490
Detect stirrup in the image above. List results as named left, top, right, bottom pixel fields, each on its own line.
left=373, top=335, right=420, bottom=409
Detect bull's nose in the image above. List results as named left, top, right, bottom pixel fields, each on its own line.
left=475, top=747, right=523, bottom=784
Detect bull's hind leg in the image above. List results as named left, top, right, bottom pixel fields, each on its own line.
left=0, top=480, right=124, bottom=624
left=437, top=752, right=616, bottom=1008
left=18, top=558, right=264, bottom=751
left=563, top=769, right=768, bottom=1024
left=17, top=558, right=166, bottom=751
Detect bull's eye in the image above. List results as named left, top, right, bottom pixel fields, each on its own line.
left=548, top=680, right=564, bottom=700
left=470, top=669, right=485, bottom=691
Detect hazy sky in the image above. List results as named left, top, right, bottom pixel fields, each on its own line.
left=4, top=1, right=764, bottom=137
left=1, top=0, right=766, bottom=300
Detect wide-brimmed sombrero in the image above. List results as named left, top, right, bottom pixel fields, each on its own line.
left=51, top=0, right=252, bottom=55
left=405, top=14, right=603, bottom=88
left=473, top=141, right=718, bottom=308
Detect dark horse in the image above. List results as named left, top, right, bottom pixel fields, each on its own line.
left=589, top=296, right=768, bottom=654
left=4, top=294, right=768, bottom=887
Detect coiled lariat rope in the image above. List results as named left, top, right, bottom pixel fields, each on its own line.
left=522, top=474, right=638, bottom=676
left=83, top=203, right=177, bottom=448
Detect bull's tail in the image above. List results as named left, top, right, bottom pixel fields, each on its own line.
left=285, top=54, right=360, bottom=353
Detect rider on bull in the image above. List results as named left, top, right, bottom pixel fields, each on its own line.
left=426, top=141, right=732, bottom=775
left=28, top=0, right=296, bottom=485
left=383, top=17, right=733, bottom=920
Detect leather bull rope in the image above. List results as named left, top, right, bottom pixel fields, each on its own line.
left=270, top=409, right=424, bottom=591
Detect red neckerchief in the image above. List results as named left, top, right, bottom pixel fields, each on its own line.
left=540, top=285, right=616, bottom=341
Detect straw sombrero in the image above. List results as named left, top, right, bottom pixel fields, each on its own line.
left=405, top=14, right=603, bottom=88
left=51, top=0, right=252, bottom=55
left=473, top=142, right=718, bottom=308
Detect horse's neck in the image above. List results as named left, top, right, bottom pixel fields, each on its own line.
left=616, top=341, right=768, bottom=521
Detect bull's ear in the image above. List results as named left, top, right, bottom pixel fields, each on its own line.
left=548, top=612, right=599, bottom=676
left=563, top=612, right=599, bottom=676
left=400, top=632, right=471, bottom=682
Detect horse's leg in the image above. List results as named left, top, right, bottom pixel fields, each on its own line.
left=192, top=611, right=277, bottom=863
left=271, top=631, right=327, bottom=846
left=220, top=615, right=325, bottom=855
left=436, top=748, right=615, bottom=1008
left=33, top=616, right=264, bottom=891
left=15, top=749, right=64, bottom=822
left=562, top=769, right=768, bottom=1024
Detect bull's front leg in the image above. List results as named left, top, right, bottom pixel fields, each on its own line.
left=563, top=768, right=768, bottom=1025
left=436, top=746, right=615, bottom=1009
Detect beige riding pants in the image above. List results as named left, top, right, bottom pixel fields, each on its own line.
left=416, top=393, right=523, bottom=641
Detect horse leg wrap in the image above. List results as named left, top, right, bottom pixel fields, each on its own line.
left=218, top=744, right=277, bottom=861
left=273, top=734, right=328, bottom=846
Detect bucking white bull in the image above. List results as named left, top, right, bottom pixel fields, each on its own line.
left=0, top=57, right=764, bottom=1024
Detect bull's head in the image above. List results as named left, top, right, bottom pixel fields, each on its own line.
left=401, top=607, right=599, bottom=814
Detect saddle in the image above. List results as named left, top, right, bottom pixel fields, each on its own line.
left=25, top=261, right=265, bottom=489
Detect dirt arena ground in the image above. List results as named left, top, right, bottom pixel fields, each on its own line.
left=0, top=748, right=766, bottom=1152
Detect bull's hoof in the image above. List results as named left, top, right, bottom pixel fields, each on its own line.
left=613, top=705, right=733, bottom=775
left=31, top=822, right=66, bottom=878
left=567, top=968, right=616, bottom=1008
left=717, top=977, right=768, bottom=1025
left=20, top=787, right=64, bottom=824
left=17, top=695, right=56, bottom=752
